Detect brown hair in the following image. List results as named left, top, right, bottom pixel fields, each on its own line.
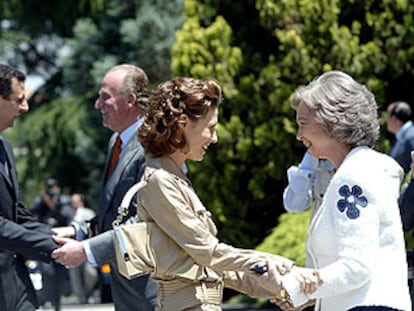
left=138, top=77, right=222, bottom=157
left=0, top=64, right=26, bottom=100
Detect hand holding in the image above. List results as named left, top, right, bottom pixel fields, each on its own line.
left=52, top=236, right=87, bottom=268
left=290, top=266, right=322, bottom=295
left=271, top=298, right=316, bottom=311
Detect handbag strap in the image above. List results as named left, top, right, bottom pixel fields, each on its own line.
left=112, top=168, right=206, bottom=228
left=112, top=179, right=147, bottom=228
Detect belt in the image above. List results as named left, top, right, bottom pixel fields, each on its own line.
left=159, top=280, right=223, bottom=311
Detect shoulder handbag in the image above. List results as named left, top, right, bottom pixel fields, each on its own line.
left=112, top=178, right=203, bottom=280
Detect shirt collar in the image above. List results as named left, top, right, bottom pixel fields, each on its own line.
left=117, top=117, right=143, bottom=150
left=396, top=121, right=413, bottom=141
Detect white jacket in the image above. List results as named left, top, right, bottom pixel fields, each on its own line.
left=283, top=146, right=411, bottom=311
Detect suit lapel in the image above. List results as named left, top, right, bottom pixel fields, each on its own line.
left=98, top=136, right=139, bottom=230
left=0, top=137, right=18, bottom=199
left=3, top=139, right=19, bottom=194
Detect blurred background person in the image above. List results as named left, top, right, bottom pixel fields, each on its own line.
left=30, top=178, right=72, bottom=311
left=387, top=101, right=414, bottom=177
left=69, top=193, right=98, bottom=304
left=30, top=178, right=72, bottom=227
left=71, top=193, right=95, bottom=227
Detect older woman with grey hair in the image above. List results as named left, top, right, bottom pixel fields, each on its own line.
left=278, top=71, right=411, bottom=311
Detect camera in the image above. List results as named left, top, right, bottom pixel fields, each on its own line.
left=46, top=178, right=58, bottom=197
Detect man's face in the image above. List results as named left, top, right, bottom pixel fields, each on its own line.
left=386, top=104, right=399, bottom=134
left=94, top=70, right=136, bottom=133
left=0, top=77, right=29, bottom=131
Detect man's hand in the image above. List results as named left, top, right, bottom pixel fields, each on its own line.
left=52, top=236, right=87, bottom=268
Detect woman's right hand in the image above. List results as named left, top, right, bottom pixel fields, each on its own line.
left=289, top=266, right=322, bottom=294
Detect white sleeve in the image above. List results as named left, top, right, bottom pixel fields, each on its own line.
left=283, top=165, right=315, bottom=212
left=284, top=166, right=401, bottom=306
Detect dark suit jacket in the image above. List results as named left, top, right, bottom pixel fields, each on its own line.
left=0, top=136, right=57, bottom=311
left=399, top=180, right=414, bottom=232
left=89, top=131, right=157, bottom=311
left=389, top=122, right=414, bottom=176
left=98, top=133, right=146, bottom=232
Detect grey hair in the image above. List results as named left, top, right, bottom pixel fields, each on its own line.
left=107, top=64, right=151, bottom=110
left=291, top=70, right=379, bottom=148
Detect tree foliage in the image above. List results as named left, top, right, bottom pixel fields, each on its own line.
left=0, top=0, right=106, bottom=76
left=1, top=0, right=184, bottom=209
left=2, top=0, right=414, bottom=260
left=172, top=0, right=414, bottom=252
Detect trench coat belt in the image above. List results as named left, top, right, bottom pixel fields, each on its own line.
left=159, top=280, right=223, bottom=311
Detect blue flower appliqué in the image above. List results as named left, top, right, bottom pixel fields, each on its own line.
left=337, top=185, right=368, bottom=219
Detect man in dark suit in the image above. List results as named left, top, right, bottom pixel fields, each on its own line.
left=387, top=101, right=414, bottom=177
left=52, top=64, right=157, bottom=310
left=388, top=101, right=414, bottom=310
left=0, top=64, right=59, bottom=311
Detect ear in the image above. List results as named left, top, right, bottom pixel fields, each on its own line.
left=127, top=93, right=137, bottom=107
left=178, top=114, right=188, bottom=128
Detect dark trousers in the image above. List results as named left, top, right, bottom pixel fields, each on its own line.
left=41, top=261, right=69, bottom=311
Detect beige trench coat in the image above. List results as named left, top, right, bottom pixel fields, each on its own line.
left=137, top=156, right=293, bottom=310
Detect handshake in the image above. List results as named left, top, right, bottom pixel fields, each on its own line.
left=248, top=258, right=322, bottom=311
left=51, top=221, right=323, bottom=311
left=51, top=219, right=96, bottom=268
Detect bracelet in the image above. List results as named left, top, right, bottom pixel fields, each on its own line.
left=279, top=285, right=290, bottom=301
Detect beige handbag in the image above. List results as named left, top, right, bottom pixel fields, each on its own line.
left=112, top=179, right=203, bottom=280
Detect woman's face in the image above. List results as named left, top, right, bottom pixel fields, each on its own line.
left=296, top=101, right=331, bottom=158
left=183, top=107, right=218, bottom=162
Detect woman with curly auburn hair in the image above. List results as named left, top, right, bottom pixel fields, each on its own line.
left=278, top=70, right=411, bottom=311
left=138, top=77, right=222, bottom=158
left=135, top=77, right=317, bottom=310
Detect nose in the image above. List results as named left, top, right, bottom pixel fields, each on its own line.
left=296, top=127, right=303, bottom=141
left=19, top=99, right=29, bottom=113
left=94, top=97, right=101, bottom=109
left=211, top=131, right=218, bottom=144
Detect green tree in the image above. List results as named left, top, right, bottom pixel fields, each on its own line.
left=0, top=0, right=105, bottom=76
left=2, top=0, right=184, bottom=209
left=172, top=0, right=414, bottom=254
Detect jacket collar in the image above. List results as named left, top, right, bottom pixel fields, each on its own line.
left=145, top=156, right=191, bottom=186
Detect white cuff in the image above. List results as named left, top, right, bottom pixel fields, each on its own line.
left=83, top=240, right=98, bottom=267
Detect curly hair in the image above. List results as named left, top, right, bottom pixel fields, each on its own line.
left=138, top=77, right=222, bottom=157
left=291, top=70, right=379, bottom=148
